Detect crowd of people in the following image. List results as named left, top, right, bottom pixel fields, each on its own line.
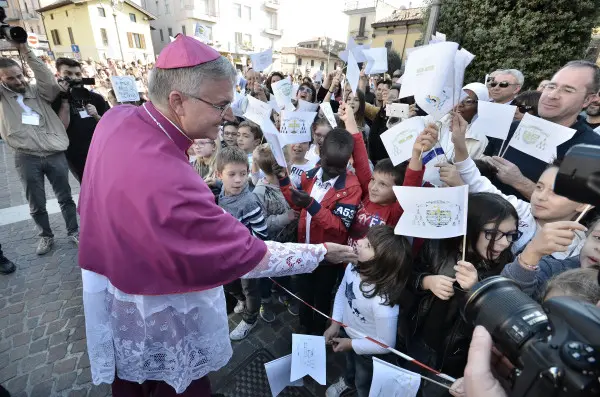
left=0, top=34, right=599, bottom=397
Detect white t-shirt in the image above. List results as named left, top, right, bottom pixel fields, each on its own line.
left=332, top=264, right=399, bottom=355
left=304, top=144, right=320, bottom=165
left=289, top=161, right=316, bottom=188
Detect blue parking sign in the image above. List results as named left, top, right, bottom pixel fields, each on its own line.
left=71, top=44, right=80, bottom=53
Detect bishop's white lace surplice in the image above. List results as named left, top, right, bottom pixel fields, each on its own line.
left=82, top=241, right=326, bottom=393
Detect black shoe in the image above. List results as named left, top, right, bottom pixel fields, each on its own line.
left=0, top=257, right=16, bottom=275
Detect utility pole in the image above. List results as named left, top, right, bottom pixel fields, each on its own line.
left=424, top=0, right=442, bottom=44
left=111, top=0, right=125, bottom=61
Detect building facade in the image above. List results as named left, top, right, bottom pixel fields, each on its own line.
left=37, top=0, right=155, bottom=62
left=279, top=46, right=340, bottom=77
left=143, top=0, right=282, bottom=68
left=343, top=0, right=414, bottom=45
left=297, top=36, right=345, bottom=55
left=371, top=7, right=423, bottom=60
left=0, top=0, right=52, bottom=54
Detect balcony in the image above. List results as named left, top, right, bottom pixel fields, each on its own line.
left=263, top=27, right=282, bottom=36
left=344, top=0, right=376, bottom=13
left=263, top=0, right=280, bottom=10
left=183, top=5, right=218, bottom=23
left=349, top=29, right=372, bottom=41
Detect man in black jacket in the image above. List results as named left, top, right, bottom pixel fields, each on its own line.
left=484, top=60, right=600, bottom=200
left=52, top=58, right=109, bottom=183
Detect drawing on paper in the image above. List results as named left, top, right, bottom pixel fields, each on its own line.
left=518, top=125, right=548, bottom=151
left=391, top=129, right=417, bottom=156
left=413, top=200, right=462, bottom=228
left=424, top=91, right=450, bottom=111
left=277, top=80, right=292, bottom=97
left=281, top=118, right=307, bottom=135
left=296, top=341, right=316, bottom=369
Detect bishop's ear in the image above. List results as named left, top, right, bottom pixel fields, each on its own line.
left=168, top=91, right=186, bottom=117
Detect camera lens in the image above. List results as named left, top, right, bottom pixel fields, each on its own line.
left=463, top=276, right=550, bottom=363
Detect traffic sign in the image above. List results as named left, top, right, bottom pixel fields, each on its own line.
left=71, top=44, right=80, bottom=53
left=27, top=33, right=38, bottom=47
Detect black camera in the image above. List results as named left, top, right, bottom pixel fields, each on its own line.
left=0, top=7, right=27, bottom=44
left=59, top=77, right=95, bottom=102
left=463, top=277, right=599, bottom=397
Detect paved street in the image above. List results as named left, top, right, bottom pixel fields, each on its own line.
left=0, top=140, right=345, bottom=396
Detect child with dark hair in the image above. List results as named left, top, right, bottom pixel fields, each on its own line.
left=278, top=127, right=362, bottom=335
left=338, top=102, right=433, bottom=249
left=324, top=225, right=413, bottom=397
left=544, top=266, right=600, bottom=304
left=406, top=192, right=521, bottom=387
left=237, top=121, right=264, bottom=170
left=222, top=121, right=240, bottom=148
left=217, top=146, right=268, bottom=340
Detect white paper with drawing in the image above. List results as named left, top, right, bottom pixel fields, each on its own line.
left=400, top=42, right=459, bottom=120
left=380, top=117, right=425, bottom=166
left=507, top=113, right=576, bottom=163
left=250, top=48, right=273, bottom=72
left=393, top=185, right=469, bottom=239
left=368, top=357, right=421, bottom=397
left=296, top=99, right=319, bottom=112
left=363, top=48, right=388, bottom=74
left=264, top=354, right=303, bottom=397
left=194, top=23, right=210, bottom=42
left=279, top=111, right=316, bottom=145
left=272, top=79, right=294, bottom=110
left=320, top=102, right=337, bottom=128
left=346, top=51, right=361, bottom=96
left=290, top=334, right=326, bottom=385
left=470, top=101, right=517, bottom=140
left=261, top=119, right=287, bottom=167
left=243, top=95, right=273, bottom=125
left=111, top=76, right=140, bottom=103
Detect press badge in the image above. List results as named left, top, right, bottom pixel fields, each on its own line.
left=79, top=110, right=90, bottom=118
left=22, top=113, right=40, bottom=126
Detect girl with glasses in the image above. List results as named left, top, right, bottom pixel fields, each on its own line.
left=512, top=90, right=541, bottom=121
left=191, top=138, right=220, bottom=180
left=404, top=192, right=520, bottom=389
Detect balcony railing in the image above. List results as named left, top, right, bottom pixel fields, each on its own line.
left=344, top=0, right=376, bottom=11
left=263, top=0, right=280, bottom=10
left=349, top=29, right=372, bottom=40
left=263, top=27, right=282, bottom=36
left=183, top=5, right=218, bottom=22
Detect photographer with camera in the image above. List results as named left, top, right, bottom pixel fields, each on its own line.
left=0, top=43, right=79, bottom=256
left=52, top=58, right=109, bottom=183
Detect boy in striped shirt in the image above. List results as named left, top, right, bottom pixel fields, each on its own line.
left=217, top=146, right=268, bottom=340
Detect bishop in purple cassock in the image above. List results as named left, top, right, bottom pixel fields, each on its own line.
left=78, top=35, right=356, bottom=396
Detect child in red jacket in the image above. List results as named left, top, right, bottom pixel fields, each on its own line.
left=337, top=102, right=438, bottom=249
left=279, top=128, right=362, bottom=335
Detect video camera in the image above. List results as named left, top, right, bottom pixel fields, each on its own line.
left=0, top=7, right=27, bottom=44
left=462, top=144, right=600, bottom=397
left=59, top=76, right=95, bottom=102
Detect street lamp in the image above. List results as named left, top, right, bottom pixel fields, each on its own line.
left=111, top=0, right=125, bottom=61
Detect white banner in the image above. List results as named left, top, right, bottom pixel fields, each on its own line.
left=110, top=76, right=140, bottom=103
left=279, top=110, right=316, bottom=145
left=290, top=334, right=326, bottom=385
left=369, top=357, right=421, bottom=397
left=264, top=354, right=303, bottom=397
left=249, top=48, right=273, bottom=72
left=470, top=101, right=517, bottom=140
left=381, top=117, right=425, bottom=166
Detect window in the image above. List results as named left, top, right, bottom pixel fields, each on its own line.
left=141, top=0, right=147, bottom=9
left=358, top=16, right=366, bottom=35
left=267, top=11, right=277, bottom=29
left=235, top=32, right=242, bottom=45
left=159, top=29, right=164, bottom=42
left=198, top=0, right=210, bottom=14
left=205, top=26, right=213, bottom=40
left=320, top=61, right=325, bottom=70
left=98, top=7, right=106, bottom=17
left=244, top=5, right=251, bottom=20
left=233, top=3, right=241, bottom=18
left=297, top=58, right=302, bottom=66
left=65, top=10, right=68, bottom=17
left=385, top=40, right=393, bottom=50
left=387, top=29, right=394, bottom=34
left=165, top=0, right=170, bottom=14
left=50, top=13, right=54, bottom=20
left=181, top=25, right=186, bottom=35
left=269, top=38, right=274, bottom=49
left=168, top=27, right=173, bottom=37
left=129, top=13, right=137, bottom=22
left=100, top=28, right=109, bottom=46
left=68, top=27, right=75, bottom=45
left=50, top=29, right=60, bottom=45
left=311, top=59, right=314, bottom=67
left=127, top=32, right=147, bottom=49
left=243, top=33, right=251, bottom=45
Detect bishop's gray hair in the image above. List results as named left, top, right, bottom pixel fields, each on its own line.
left=148, top=56, right=236, bottom=107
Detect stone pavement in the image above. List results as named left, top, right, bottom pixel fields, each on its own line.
left=0, top=141, right=348, bottom=396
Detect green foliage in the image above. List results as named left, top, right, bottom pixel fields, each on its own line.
left=388, top=49, right=403, bottom=75
left=436, top=0, right=600, bottom=88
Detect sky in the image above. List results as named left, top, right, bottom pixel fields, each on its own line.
left=279, top=0, right=349, bottom=46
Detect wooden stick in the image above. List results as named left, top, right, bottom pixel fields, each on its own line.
left=419, top=146, right=424, bottom=161
left=497, top=139, right=506, bottom=158
left=575, top=204, right=593, bottom=223
left=461, top=234, right=467, bottom=262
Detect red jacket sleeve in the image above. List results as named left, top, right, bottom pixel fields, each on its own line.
left=404, top=167, right=425, bottom=187
left=351, top=133, right=372, bottom=200
left=279, top=175, right=303, bottom=212
left=306, top=183, right=363, bottom=238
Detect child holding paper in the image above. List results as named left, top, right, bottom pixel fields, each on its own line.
left=337, top=102, right=435, bottom=249
left=324, top=225, right=412, bottom=397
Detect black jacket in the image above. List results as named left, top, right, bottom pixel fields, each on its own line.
left=367, top=106, right=389, bottom=165
left=405, top=239, right=503, bottom=377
